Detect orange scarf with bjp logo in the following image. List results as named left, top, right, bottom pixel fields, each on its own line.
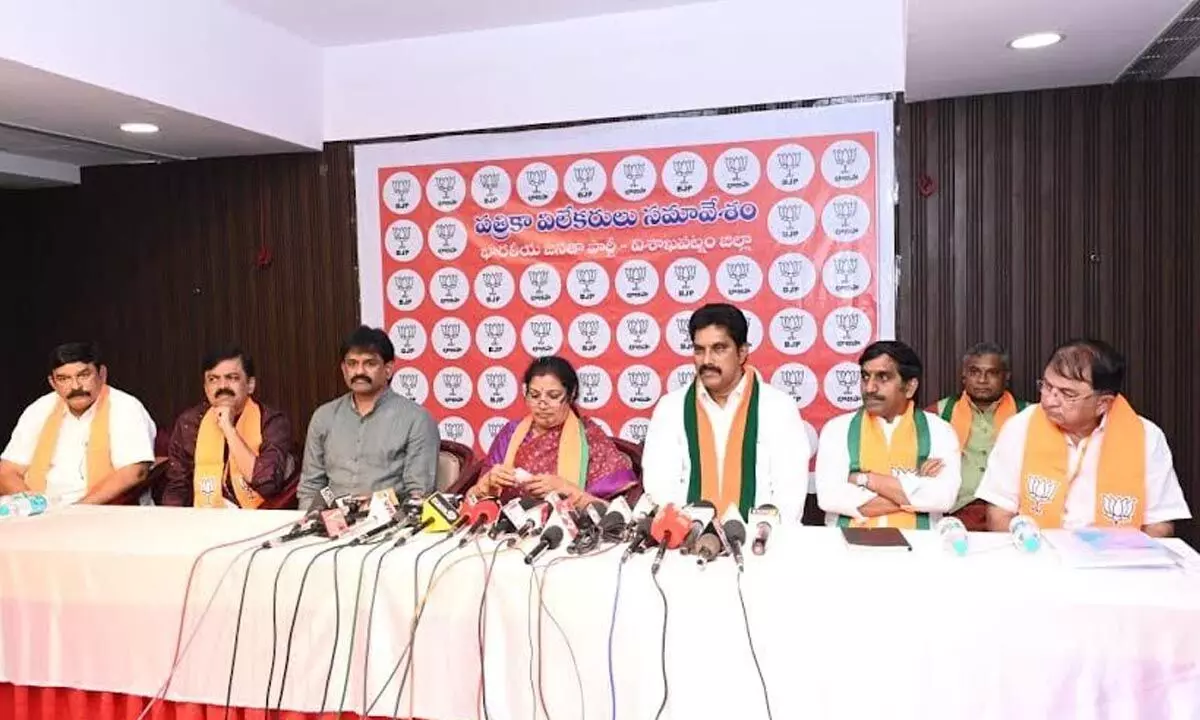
left=26, top=386, right=114, bottom=492
left=193, top=399, right=265, bottom=509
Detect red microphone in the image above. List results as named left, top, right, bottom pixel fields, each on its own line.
left=650, top=504, right=690, bottom=575
left=460, top=497, right=501, bottom=546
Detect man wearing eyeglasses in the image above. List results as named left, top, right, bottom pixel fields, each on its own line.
left=976, top=339, right=1190, bottom=537
left=928, top=342, right=1028, bottom=530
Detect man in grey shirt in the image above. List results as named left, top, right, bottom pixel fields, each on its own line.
left=299, top=325, right=440, bottom=507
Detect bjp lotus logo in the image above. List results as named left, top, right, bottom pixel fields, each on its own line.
left=1024, top=475, right=1058, bottom=515
left=1101, top=494, right=1137, bottom=525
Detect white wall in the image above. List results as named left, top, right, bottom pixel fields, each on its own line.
left=324, top=0, right=906, bottom=141
left=0, top=0, right=323, bottom=149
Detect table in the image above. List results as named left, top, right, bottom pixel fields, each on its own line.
left=1, top=506, right=1200, bottom=720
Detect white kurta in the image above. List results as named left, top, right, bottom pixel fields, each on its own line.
left=641, top=370, right=810, bottom=522
left=815, top=408, right=962, bottom=525
left=1, top=387, right=157, bottom=504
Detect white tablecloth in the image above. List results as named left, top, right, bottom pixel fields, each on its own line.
left=1, top=506, right=1200, bottom=720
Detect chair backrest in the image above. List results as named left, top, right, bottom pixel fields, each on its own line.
left=438, top=439, right=477, bottom=492
left=609, top=437, right=645, bottom=505
left=260, top=454, right=301, bottom=510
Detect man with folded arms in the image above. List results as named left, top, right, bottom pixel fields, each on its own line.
left=642, top=303, right=808, bottom=521
left=0, top=342, right=156, bottom=505
left=298, top=326, right=439, bottom=507
left=928, top=342, right=1028, bottom=530
left=161, top=347, right=294, bottom=508
left=976, top=339, right=1190, bottom=537
left=817, top=341, right=962, bottom=528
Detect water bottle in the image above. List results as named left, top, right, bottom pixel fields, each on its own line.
left=1009, top=514, right=1042, bottom=553
left=0, top=492, right=49, bottom=518
left=936, top=516, right=969, bottom=556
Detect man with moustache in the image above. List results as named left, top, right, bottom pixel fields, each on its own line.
left=642, top=303, right=809, bottom=521
left=816, top=341, right=962, bottom=528
left=0, top=342, right=156, bottom=505
left=977, top=339, right=1190, bottom=537
left=298, top=325, right=440, bottom=507
left=928, top=342, right=1028, bottom=530
left=161, top=347, right=294, bottom=508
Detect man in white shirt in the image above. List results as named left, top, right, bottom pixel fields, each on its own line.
left=816, top=341, right=962, bottom=528
left=976, top=339, right=1190, bottom=537
left=0, top=342, right=156, bottom=505
left=642, top=303, right=808, bottom=521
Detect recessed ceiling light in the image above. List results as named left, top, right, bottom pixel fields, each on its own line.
left=1008, top=32, right=1063, bottom=50
left=119, top=122, right=159, bottom=134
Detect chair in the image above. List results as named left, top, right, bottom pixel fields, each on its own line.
left=438, top=439, right=478, bottom=493
left=260, top=453, right=301, bottom=510
left=609, top=437, right=645, bottom=504
left=110, top=428, right=172, bottom=506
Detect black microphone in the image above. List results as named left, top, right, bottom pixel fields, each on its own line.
left=598, top=497, right=632, bottom=540
left=487, top=498, right=524, bottom=539
left=679, top=501, right=716, bottom=555
left=721, top=507, right=747, bottom=571
left=695, top=533, right=723, bottom=566
left=524, top=526, right=565, bottom=564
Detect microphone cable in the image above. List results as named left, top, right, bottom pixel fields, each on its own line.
left=652, top=563, right=670, bottom=720
left=318, top=537, right=391, bottom=715
left=221, top=543, right=268, bottom=720
left=134, top=518, right=297, bottom=720
left=605, top=557, right=626, bottom=720
left=737, top=571, right=774, bottom=720
left=334, top=538, right=394, bottom=717
left=477, top=541, right=510, bottom=720
left=262, top=539, right=328, bottom=715
left=274, top=542, right=347, bottom=715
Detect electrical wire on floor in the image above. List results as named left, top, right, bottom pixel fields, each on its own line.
left=737, top=570, right=774, bottom=720
left=134, top=519, right=295, bottom=720
left=477, top=541, right=508, bottom=720
left=274, top=543, right=345, bottom=715
left=262, top=539, right=327, bottom=715
left=221, top=544, right=267, bottom=720
left=333, top=538, right=392, bottom=717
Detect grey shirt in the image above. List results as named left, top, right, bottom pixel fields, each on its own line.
left=298, top=389, right=439, bottom=507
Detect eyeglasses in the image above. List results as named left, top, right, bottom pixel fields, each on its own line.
left=1036, top=378, right=1096, bottom=406
left=525, top=393, right=566, bottom=407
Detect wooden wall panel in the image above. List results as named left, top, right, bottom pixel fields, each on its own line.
left=899, top=79, right=1200, bottom=544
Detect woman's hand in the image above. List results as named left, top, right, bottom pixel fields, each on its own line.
left=524, top=473, right=573, bottom=499
left=488, top=465, right=520, bottom=490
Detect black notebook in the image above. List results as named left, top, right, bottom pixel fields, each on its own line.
left=840, top=527, right=912, bottom=552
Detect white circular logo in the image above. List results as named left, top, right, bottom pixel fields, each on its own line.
left=433, top=367, right=473, bottom=409
left=575, top=365, right=614, bottom=410
left=666, top=310, right=695, bottom=357
left=389, top=319, right=427, bottom=361
left=766, top=143, right=816, bottom=192
left=715, top=255, right=763, bottom=301
left=617, top=365, right=662, bottom=410
left=567, top=313, right=612, bottom=358
left=614, top=259, right=659, bottom=305
left=516, top=161, right=559, bottom=207
left=768, top=198, right=817, bottom=245
left=824, top=361, right=864, bottom=410
left=384, top=219, right=424, bottom=262
left=619, top=417, right=652, bottom=444
left=428, top=217, right=468, bottom=261
left=713, top=147, right=761, bottom=195
left=478, top=366, right=519, bottom=410
left=663, top=151, right=708, bottom=199
left=769, top=309, right=818, bottom=355
left=431, top=317, right=471, bottom=360
left=821, top=139, right=871, bottom=189
left=744, top=309, right=765, bottom=351
left=390, top=367, right=429, bottom=405
left=611, top=154, right=657, bottom=201
left=822, top=250, right=872, bottom=299
left=438, top=416, right=475, bottom=448
left=382, top=171, right=422, bottom=215
left=663, top=257, right=711, bottom=304
left=821, top=194, right=870, bottom=243
left=566, top=261, right=610, bottom=307
left=616, top=311, right=661, bottom=358
left=803, top=421, right=818, bottom=461
left=425, top=168, right=466, bottom=212
left=521, top=314, right=565, bottom=356
left=474, top=265, right=516, bottom=309
left=430, top=267, right=469, bottom=310
left=769, top=363, right=819, bottom=409
left=564, top=158, right=607, bottom=204
left=823, top=307, right=873, bottom=355
left=386, top=269, right=425, bottom=311
left=592, top=417, right=614, bottom=437
left=475, top=315, right=518, bottom=359
left=471, top=165, right=512, bottom=209
left=520, top=263, right=562, bottom=308
left=768, top=252, right=817, bottom=301
left=479, top=416, right=511, bottom=453
left=667, top=363, right=698, bottom=392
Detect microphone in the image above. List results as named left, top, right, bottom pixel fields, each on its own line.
left=695, top=533, right=723, bottom=566
left=650, top=504, right=690, bottom=575
left=748, top=504, right=779, bottom=556
left=574, top=500, right=607, bottom=531
left=525, top=510, right=569, bottom=564
left=720, top=506, right=747, bottom=571
left=459, top=498, right=501, bottom=546
left=568, top=500, right=607, bottom=555
left=936, top=516, right=969, bottom=556
left=679, top=501, right=716, bottom=555
left=598, top=497, right=632, bottom=540
left=1009, top=515, right=1042, bottom=553
left=629, top=493, right=656, bottom=529
left=488, top=498, right=524, bottom=539
left=421, top=492, right=462, bottom=533
left=515, top=501, right=550, bottom=540
left=546, top=492, right=580, bottom=539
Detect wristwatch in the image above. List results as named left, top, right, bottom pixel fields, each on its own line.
left=854, top=473, right=870, bottom=489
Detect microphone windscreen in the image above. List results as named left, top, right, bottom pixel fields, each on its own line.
left=696, top=533, right=722, bottom=561
left=475, top=499, right=501, bottom=524
left=421, top=493, right=460, bottom=532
